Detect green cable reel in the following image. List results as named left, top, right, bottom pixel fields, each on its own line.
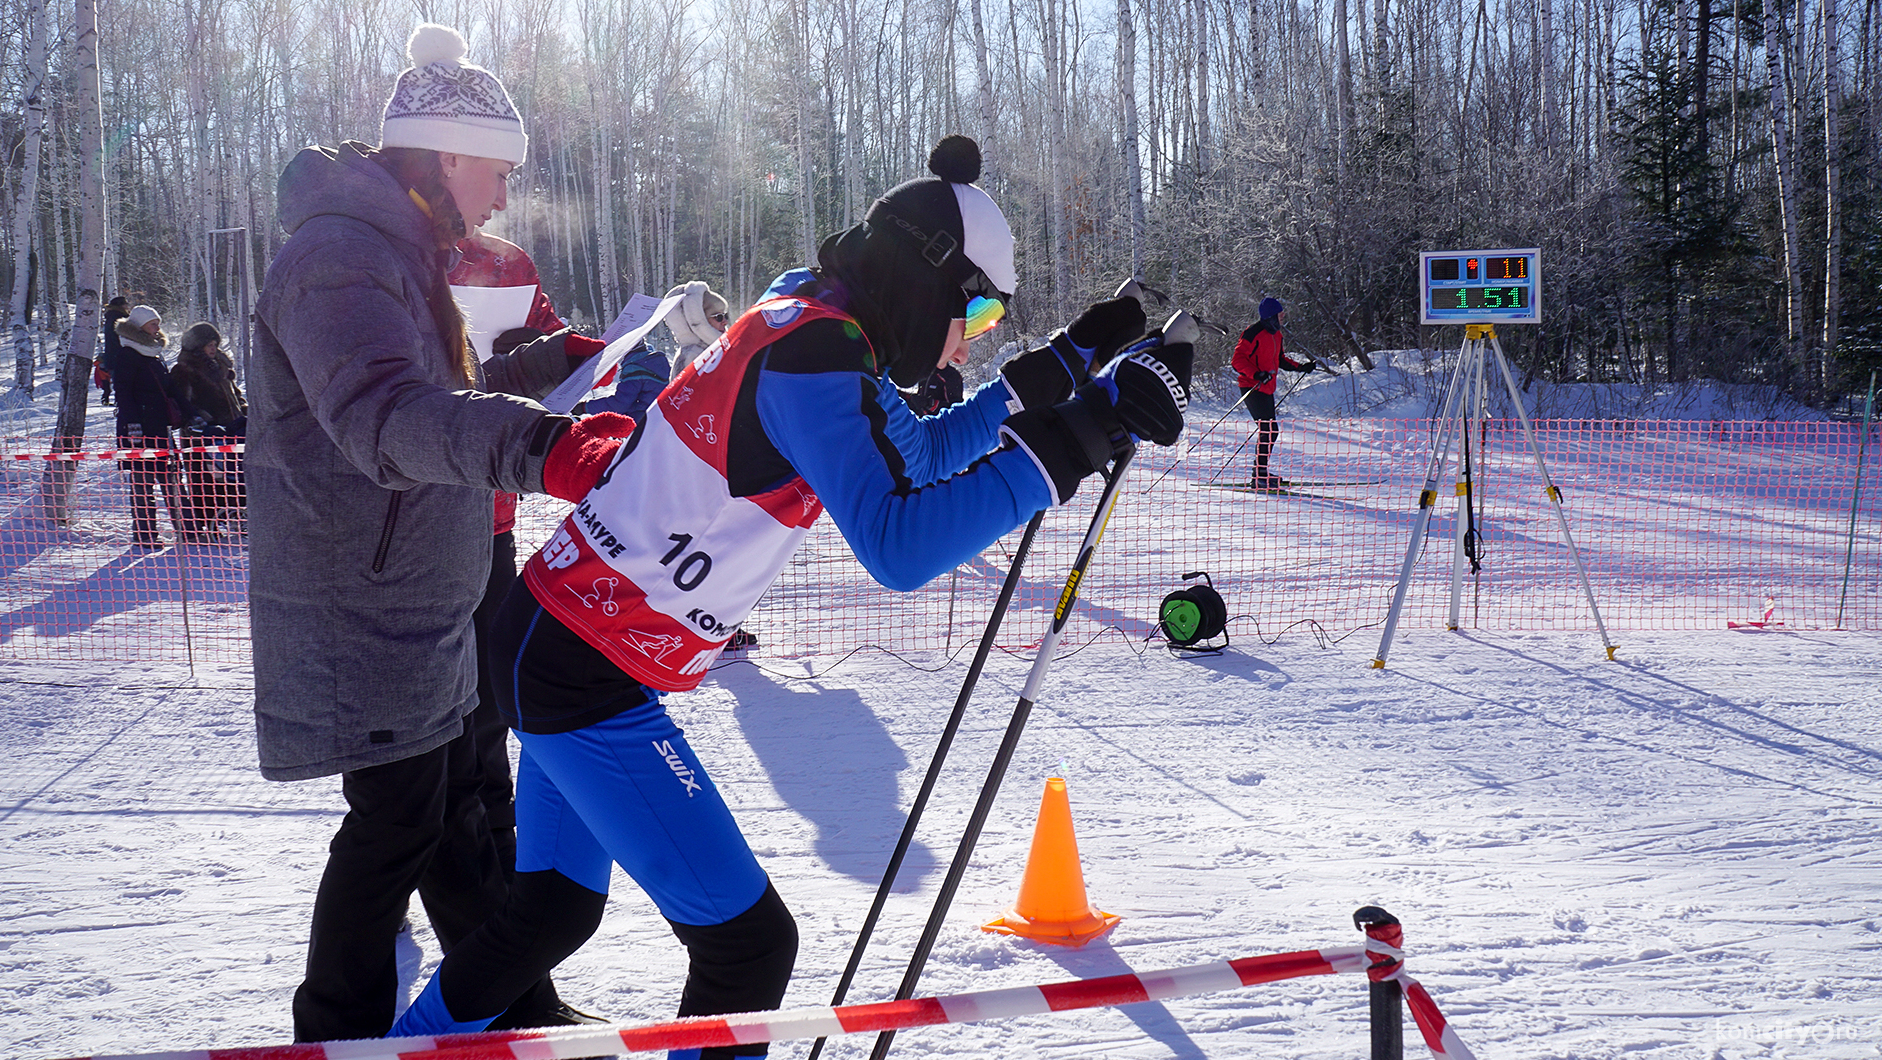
left=1157, top=571, right=1228, bottom=653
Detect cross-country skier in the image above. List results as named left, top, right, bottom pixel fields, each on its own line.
left=1232, top=296, right=1317, bottom=489
left=385, top=134, right=1194, bottom=1060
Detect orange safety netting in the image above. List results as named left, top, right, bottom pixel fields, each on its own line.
left=0, top=418, right=1875, bottom=679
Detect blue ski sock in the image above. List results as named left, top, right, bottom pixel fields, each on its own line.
left=388, top=974, right=497, bottom=1038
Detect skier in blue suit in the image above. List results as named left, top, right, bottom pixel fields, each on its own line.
left=388, top=135, right=1194, bottom=1060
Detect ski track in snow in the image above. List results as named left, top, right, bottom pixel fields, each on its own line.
left=3, top=629, right=1880, bottom=1059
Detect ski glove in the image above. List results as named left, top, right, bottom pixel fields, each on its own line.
left=541, top=412, right=637, bottom=502
left=1290, top=359, right=1318, bottom=373
left=1086, top=336, right=1194, bottom=447
left=999, top=394, right=1125, bottom=506
left=998, top=337, right=1193, bottom=504
left=999, top=295, right=1149, bottom=411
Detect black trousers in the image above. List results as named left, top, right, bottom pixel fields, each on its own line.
left=292, top=724, right=558, bottom=1042
left=118, top=431, right=185, bottom=542
left=1240, top=387, right=1281, bottom=479
left=471, top=530, right=520, bottom=874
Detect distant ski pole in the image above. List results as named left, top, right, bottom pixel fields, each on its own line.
left=803, top=508, right=1048, bottom=1060
left=868, top=444, right=1137, bottom=1060
left=1144, top=387, right=1254, bottom=493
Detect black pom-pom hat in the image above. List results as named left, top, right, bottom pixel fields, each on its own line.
left=862, top=135, right=1017, bottom=300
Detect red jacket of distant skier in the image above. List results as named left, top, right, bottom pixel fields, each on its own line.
left=1232, top=318, right=1308, bottom=394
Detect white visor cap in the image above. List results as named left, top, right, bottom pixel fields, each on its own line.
left=952, top=183, right=1017, bottom=298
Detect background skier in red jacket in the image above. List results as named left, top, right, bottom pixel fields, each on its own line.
left=1231, top=296, right=1317, bottom=489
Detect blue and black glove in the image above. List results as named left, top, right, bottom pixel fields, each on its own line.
left=1000, top=316, right=1194, bottom=504
left=998, top=292, right=1149, bottom=411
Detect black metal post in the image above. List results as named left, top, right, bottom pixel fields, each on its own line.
left=1354, top=906, right=1403, bottom=1060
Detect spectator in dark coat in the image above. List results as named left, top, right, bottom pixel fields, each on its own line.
left=96, top=296, right=130, bottom=405
left=171, top=322, right=246, bottom=427
left=114, top=306, right=204, bottom=546
left=248, top=23, right=602, bottom=1042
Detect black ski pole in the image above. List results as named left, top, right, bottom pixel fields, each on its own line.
left=803, top=508, right=1048, bottom=1060
left=1209, top=368, right=1312, bottom=485
left=868, top=444, right=1138, bottom=1060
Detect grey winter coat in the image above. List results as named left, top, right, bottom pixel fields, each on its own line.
left=249, top=142, right=574, bottom=781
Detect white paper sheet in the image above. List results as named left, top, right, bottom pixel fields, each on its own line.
left=600, top=293, right=671, bottom=345
left=541, top=293, right=688, bottom=414
left=449, top=284, right=538, bottom=362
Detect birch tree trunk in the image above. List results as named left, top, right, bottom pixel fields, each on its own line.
left=1335, top=0, right=1354, bottom=176
left=970, top=0, right=996, bottom=163
left=592, top=118, right=621, bottom=321
left=1823, top=0, right=1843, bottom=363
left=795, top=0, right=816, bottom=264
left=1196, top=0, right=1214, bottom=173
left=1764, top=0, right=1809, bottom=387
left=1539, top=0, right=1555, bottom=154
left=1117, top=0, right=1146, bottom=277
left=1041, top=0, right=1070, bottom=315
left=10, top=0, right=48, bottom=393
left=50, top=0, right=104, bottom=523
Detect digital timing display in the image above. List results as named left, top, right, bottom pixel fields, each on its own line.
left=1419, top=249, right=1541, bottom=325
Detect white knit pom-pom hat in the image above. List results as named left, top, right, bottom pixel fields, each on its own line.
left=380, top=24, right=527, bottom=164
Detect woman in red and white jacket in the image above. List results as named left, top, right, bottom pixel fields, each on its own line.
left=447, top=228, right=569, bottom=875
left=1231, top=296, right=1317, bottom=489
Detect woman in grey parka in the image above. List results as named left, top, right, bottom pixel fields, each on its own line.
left=247, top=23, right=607, bottom=1042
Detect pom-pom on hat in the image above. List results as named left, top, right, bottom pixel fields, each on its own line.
left=1259, top=296, right=1285, bottom=321
left=381, top=24, right=528, bottom=165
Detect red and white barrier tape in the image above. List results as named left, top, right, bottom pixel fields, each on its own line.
left=1364, top=922, right=1478, bottom=1060
left=61, top=942, right=1475, bottom=1060
left=8, top=443, right=245, bottom=462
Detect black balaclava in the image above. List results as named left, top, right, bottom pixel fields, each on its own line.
left=810, top=136, right=1016, bottom=387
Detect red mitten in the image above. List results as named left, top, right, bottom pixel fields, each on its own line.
left=542, top=412, right=637, bottom=501
left=561, top=331, right=607, bottom=362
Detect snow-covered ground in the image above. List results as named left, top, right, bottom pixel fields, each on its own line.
left=5, top=625, right=1880, bottom=1059
left=2, top=349, right=1879, bottom=1060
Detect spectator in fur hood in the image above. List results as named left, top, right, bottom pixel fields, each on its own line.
left=171, top=322, right=247, bottom=537
left=585, top=281, right=730, bottom=423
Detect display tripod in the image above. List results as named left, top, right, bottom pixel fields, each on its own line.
left=1371, top=323, right=1616, bottom=667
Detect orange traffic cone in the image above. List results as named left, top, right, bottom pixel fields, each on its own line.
left=982, top=777, right=1120, bottom=947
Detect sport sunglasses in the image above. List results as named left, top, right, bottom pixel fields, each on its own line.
left=962, top=269, right=1008, bottom=340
